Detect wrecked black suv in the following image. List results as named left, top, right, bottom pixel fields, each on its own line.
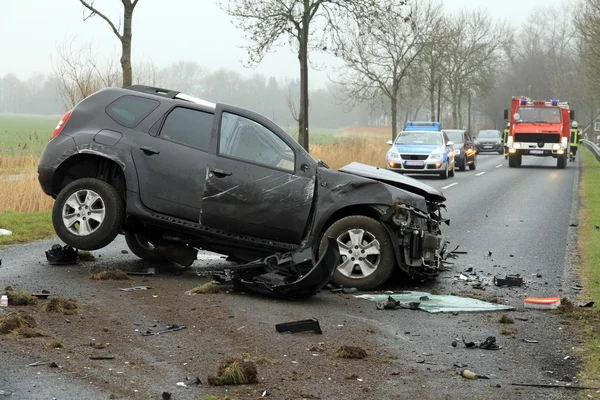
left=37, top=85, right=451, bottom=293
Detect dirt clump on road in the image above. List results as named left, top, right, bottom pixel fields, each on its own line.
left=45, top=296, right=79, bottom=315
left=0, top=311, right=36, bottom=334
left=5, top=290, right=39, bottom=306
left=336, top=345, right=367, bottom=359
left=207, top=356, right=259, bottom=386
left=90, top=270, right=129, bottom=280
left=186, top=281, right=221, bottom=294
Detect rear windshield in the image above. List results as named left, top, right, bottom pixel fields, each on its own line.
left=106, top=95, right=160, bottom=128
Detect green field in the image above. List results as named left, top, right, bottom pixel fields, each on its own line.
left=0, top=113, right=58, bottom=155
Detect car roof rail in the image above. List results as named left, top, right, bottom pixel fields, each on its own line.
left=126, top=85, right=180, bottom=99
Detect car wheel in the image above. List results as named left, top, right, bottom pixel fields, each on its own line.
left=458, top=156, right=467, bottom=171
left=448, top=163, right=455, bottom=177
left=319, top=216, right=395, bottom=291
left=52, top=178, right=124, bottom=250
left=125, top=232, right=166, bottom=262
left=439, top=162, right=449, bottom=179
left=469, top=155, right=477, bottom=170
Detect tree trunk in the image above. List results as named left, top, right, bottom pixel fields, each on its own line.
left=457, top=93, right=463, bottom=129
left=297, top=3, right=310, bottom=151
left=391, top=96, right=398, bottom=141
left=429, top=69, right=436, bottom=120
left=121, top=4, right=134, bottom=87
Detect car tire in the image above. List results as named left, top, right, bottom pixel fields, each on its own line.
left=458, top=156, right=467, bottom=171
left=319, top=216, right=395, bottom=291
left=439, top=163, right=449, bottom=179
left=52, top=178, right=124, bottom=250
left=125, top=232, right=166, bottom=262
left=469, top=155, right=477, bottom=170
left=448, top=163, right=455, bottom=177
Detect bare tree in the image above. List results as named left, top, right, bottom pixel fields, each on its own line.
left=443, top=10, right=511, bottom=128
left=53, top=39, right=120, bottom=110
left=217, top=0, right=403, bottom=151
left=333, top=0, right=442, bottom=140
left=78, top=0, right=139, bottom=87
left=575, top=0, right=600, bottom=97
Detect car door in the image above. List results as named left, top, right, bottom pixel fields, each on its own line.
left=131, top=106, right=213, bottom=222
left=201, top=105, right=317, bottom=245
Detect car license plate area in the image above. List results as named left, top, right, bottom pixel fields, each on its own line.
left=405, top=161, right=424, bottom=167
left=483, top=146, right=492, bottom=149
left=530, top=150, right=544, bottom=155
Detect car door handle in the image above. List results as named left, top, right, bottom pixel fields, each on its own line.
left=210, top=168, right=232, bottom=177
left=140, top=146, right=160, bottom=155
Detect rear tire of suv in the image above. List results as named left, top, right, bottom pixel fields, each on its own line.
left=52, top=178, right=124, bottom=251
left=319, top=216, right=395, bottom=291
left=125, top=232, right=165, bottom=262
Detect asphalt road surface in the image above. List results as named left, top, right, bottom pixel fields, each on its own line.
left=0, top=153, right=585, bottom=400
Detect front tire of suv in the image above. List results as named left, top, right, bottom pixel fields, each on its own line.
left=52, top=178, right=124, bottom=250
left=319, top=216, right=395, bottom=291
left=439, top=162, right=449, bottom=179
left=125, top=232, right=166, bottom=262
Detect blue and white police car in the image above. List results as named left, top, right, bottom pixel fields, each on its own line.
left=385, top=122, right=456, bottom=179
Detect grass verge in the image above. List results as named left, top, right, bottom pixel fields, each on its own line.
left=574, top=147, right=600, bottom=396
left=0, top=210, right=54, bottom=246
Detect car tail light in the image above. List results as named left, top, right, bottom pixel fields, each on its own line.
left=52, top=111, right=72, bottom=138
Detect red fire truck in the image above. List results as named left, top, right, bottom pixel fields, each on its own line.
left=504, top=96, right=575, bottom=169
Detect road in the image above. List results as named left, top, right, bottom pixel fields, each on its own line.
left=0, top=153, right=585, bottom=400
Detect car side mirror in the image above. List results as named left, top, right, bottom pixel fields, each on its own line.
left=386, top=140, right=393, bottom=146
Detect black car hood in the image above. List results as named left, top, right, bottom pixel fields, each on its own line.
left=338, top=162, right=446, bottom=203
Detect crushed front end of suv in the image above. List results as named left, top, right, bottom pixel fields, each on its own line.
left=38, top=85, right=454, bottom=298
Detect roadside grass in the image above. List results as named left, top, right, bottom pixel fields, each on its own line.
left=0, top=210, right=54, bottom=246
left=573, top=147, right=600, bottom=396
left=0, top=113, right=56, bottom=155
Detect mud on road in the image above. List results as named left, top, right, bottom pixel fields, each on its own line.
left=0, top=233, right=585, bottom=400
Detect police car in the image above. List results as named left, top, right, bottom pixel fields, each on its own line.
left=385, top=122, right=456, bottom=179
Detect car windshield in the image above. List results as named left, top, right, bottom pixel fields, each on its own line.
left=394, top=131, right=443, bottom=145
left=445, top=131, right=464, bottom=144
left=516, top=106, right=561, bottom=123
left=477, top=131, right=500, bottom=139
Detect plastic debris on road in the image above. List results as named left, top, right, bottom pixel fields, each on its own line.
left=355, top=291, right=515, bottom=313
left=0, top=229, right=12, bottom=236
left=523, top=297, right=561, bottom=309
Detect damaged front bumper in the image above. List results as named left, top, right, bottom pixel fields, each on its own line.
left=196, top=237, right=341, bottom=299
left=381, top=200, right=453, bottom=279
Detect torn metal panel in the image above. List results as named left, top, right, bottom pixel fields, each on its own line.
left=355, top=292, right=515, bottom=313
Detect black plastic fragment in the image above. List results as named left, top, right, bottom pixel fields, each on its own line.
left=45, top=244, right=77, bottom=265
left=275, top=318, right=322, bottom=334
left=495, top=274, right=523, bottom=287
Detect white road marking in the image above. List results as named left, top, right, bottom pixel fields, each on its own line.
left=441, top=183, right=458, bottom=189
left=495, top=164, right=502, bottom=168
left=476, top=172, right=486, bottom=176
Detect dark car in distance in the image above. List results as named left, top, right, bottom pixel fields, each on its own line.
left=37, top=85, right=452, bottom=292
left=474, top=129, right=503, bottom=154
left=443, top=129, right=477, bottom=171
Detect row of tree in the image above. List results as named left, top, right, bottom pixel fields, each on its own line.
left=2, top=0, right=598, bottom=145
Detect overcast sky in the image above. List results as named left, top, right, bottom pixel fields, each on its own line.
left=2, top=0, right=565, bottom=89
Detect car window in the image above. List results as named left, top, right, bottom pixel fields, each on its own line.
left=158, top=107, right=213, bottom=151
left=445, top=131, right=464, bottom=144
left=218, top=112, right=295, bottom=171
left=477, top=131, right=501, bottom=139
left=395, top=131, right=443, bottom=145
left=106, top=95, right=160, bottom=128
